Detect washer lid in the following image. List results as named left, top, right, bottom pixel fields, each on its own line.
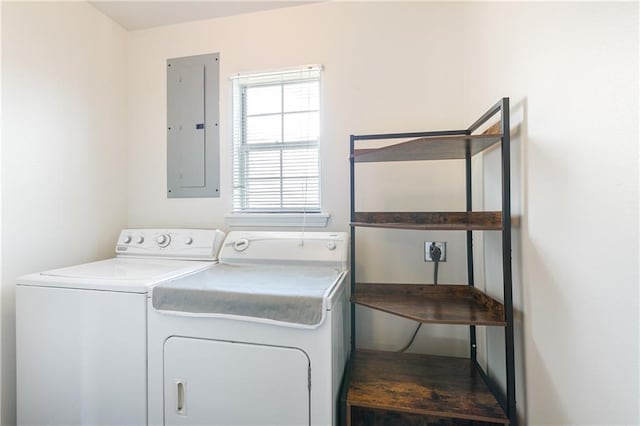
left=41, top=258, right=201, bottom=280
left=18, top=258, right=214, bottom=293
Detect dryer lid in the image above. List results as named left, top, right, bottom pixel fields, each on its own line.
left=151, top=263, right=346, bottom=328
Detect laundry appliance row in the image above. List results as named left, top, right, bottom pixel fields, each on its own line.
left=16, top=229, right=349, bottom=426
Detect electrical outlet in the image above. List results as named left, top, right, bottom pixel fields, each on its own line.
left=424, top=241, right=446, bottom=262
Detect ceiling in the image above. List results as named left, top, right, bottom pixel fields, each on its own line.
left=90, top=1, right=320, bottom=31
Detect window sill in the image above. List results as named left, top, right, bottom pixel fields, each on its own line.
left=225, top=212, right=331, bottom=228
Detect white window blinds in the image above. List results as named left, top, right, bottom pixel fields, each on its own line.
left=232, top=66, right=321, bottom=212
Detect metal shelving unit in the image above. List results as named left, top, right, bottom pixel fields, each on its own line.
left=341, top=98, right=516, bottom=425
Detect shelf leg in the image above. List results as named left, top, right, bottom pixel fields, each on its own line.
left=465, top=144, right=477, bottom=362
left=501, top=97, right=517, bottom=425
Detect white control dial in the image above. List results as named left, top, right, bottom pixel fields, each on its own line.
left=136, top=236, right=144, bottom=244
left=123, top=235, right=132, bottom=244
left=185, top=237, right=193, bottom=245
left=156, top=234, right=171, bottom=248
left=326, top=241, right=337, bottom=251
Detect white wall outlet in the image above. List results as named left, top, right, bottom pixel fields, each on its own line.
left=424, top=241, right=446, bottom=262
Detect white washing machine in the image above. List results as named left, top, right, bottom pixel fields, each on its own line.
left=147, top=231, right=350, bottom=426
left=16, top=228, right=226, bottom=426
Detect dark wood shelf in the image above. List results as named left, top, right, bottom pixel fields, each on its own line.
left=352, top=133, right=502, bottom=163
left=345, top=100, right=515, bottom=425
left=352, top=212, right=502, bottom=231
left=346, top=350, right=509, bottom=425
left=352, top=283, right=506, bottom=326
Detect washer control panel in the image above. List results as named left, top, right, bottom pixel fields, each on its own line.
left=115, top=228, right=226, bottom=261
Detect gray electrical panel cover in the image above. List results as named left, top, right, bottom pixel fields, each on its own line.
left=167, top=53, right=220, bottom=198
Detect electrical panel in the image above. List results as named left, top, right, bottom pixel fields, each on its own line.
left=167, top=53, right=220, bottom=198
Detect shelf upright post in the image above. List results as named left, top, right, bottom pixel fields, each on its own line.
left=349, top=134, right=357, bottom=354
left=500, top=97, right=517, bottom=424
left=465, top=136, right=477, bottom=362
left=339, top=134, right=358, bottom=426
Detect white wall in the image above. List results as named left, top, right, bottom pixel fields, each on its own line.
left=1, top=2, right=637, bottom=426
left=1, top=3, right=128, bottom=425
left=0, top=0, right=4, bottom=416
left=126, top=1, right=466, bottom=230
left=126, top=0, right=476, bottom=363
left=462, top=2, right=639, bottom=425
left=126, top=2, right=640, bottom=425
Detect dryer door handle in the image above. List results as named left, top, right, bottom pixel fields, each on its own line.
left=176, top=379, right=186, bottom=415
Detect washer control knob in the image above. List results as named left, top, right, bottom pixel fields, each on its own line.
left=136, top=236, right=144, bottom=244
left=326, top=241, right=337, bottom=251
left=185, top=237, right=193, bottom=245
left=233, top=238, right=249, bottom=252
left=156, top=234, right=171, bottom=248
left=123, top=235, right=132, bottom=244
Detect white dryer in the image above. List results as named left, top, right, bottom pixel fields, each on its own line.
left=148, top=231, right=350, bottom=426
left=16, top=228, right=225, bottom=426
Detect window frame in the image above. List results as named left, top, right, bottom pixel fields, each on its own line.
left=228, top=67, right=328, bottom=227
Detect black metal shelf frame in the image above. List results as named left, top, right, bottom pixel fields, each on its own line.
left=341, top=98, right=516, bottom=425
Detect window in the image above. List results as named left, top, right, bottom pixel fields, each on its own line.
left=232, top=67, right=321, bottom=214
